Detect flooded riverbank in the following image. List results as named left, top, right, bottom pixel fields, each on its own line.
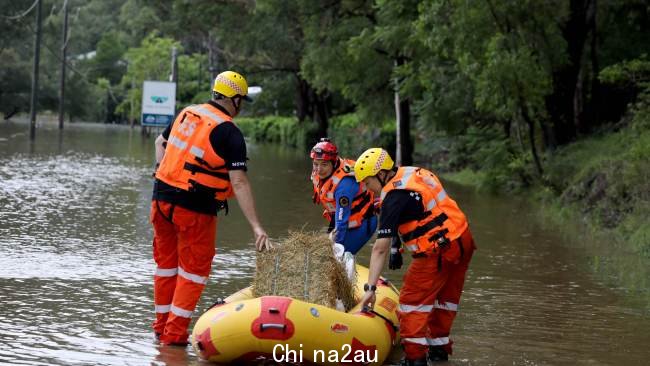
left=1, top=121, right=648, bottom=365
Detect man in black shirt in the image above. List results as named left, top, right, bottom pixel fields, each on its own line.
left=150, top=71, right=269, bottom=346
left=354, top=148, right=476, bottom=365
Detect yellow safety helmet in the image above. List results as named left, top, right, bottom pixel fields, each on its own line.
left=353, top=148, right=394, bottom=182
left=212, top=71, right=252, bottom=101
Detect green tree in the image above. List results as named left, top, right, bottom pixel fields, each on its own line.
left=117, top=35, right=180, bottom=121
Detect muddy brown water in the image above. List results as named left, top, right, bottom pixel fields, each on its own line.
left=1, top=121, right=648, bottom=365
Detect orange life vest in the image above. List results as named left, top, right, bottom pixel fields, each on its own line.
left=380, top=166, right=468, bottom=254
left=311, top=158, right=375, bottom=229
left=155, top=103, right=235, bottom=202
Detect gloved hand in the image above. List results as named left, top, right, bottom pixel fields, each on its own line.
left=332, top=243, right=345, bottom=261
left=389, top=247, right=403, bottom=270
left=342, top=251, right=356, bottom=282
left=328, top=228, right=337, bottom=243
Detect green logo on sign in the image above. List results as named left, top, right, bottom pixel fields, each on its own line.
left=151, top=96, right=168, bottom=103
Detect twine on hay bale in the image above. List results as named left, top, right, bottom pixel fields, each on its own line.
left=253, top=231, right=356, bottom=310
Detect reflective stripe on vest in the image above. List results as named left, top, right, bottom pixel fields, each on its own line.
left=189, top=105, right=226, bottom=123
left=168, top=135, right=187, bottom=150
left=437, top=189, right=447, bottom=202
left=190, top=146, right=205, bottom=159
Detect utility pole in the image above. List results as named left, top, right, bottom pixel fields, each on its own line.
left=58, top=0, right=69, bottom=130
left=29, top=0, right=43, bottom=140
left=207, top=33, right=218, bottom=85
left=130, top=78, right=135, bottom=128
left=170, top=47, right=178, bottom=116
left=170, top=47, right=178, bottom=83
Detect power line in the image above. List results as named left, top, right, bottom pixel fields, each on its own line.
left=19, top=6, right=121, bottom=105
left=1, top=0, right=39, bottom=20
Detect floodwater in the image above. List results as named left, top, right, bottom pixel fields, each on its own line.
left=0, top=120, right=648, bottom=366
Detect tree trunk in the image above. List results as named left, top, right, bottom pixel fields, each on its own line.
left=521, top=104, right=543, bottom=176
left=394, top=92, right=413, bottom=166
left=296, top=76, right=312, bottom=123
left=295, top=76, right=331, bottom=138
left=539, top=118, right=556, bottom=152
left=313, top=90, right=330, bottom=138
left=517, top=87, right=543, bottom=175
left=589, top=0, right=599, bottom=127
left=546, top=0, right=594, bottom=145
left=574, top=67, right=585, bottom=133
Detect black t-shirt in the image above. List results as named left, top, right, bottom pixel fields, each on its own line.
left=153, top=101, right=248, bottom=214
left=377, top=190, right=425, bottom=238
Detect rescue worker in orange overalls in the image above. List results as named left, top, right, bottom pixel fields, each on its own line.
left=151, top=71, right=270, bottom=346
left=310, top=138, right=377, bottom=255
left=354, top=148, right=476, bottom=365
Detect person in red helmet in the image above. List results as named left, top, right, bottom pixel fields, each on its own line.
left=310, top=138, right=377, bottom=256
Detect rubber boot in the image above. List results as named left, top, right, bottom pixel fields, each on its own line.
left=428, top=346, right=448, bottom=362
left=399, top=357, right=428, bottom=366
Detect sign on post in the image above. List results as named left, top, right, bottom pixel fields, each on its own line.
left=141, top=81, right=176, bottom=127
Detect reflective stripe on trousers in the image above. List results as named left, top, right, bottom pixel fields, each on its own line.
left=402, top=337, right=450, bottom=346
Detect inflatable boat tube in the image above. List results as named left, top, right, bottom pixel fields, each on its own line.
left=191, top=265, right=400, bottom=365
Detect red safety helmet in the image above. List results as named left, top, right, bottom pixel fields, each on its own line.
left=310, top=138, right=338, bottom=161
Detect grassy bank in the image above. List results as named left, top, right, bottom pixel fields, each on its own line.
left=444, top=107, right=650, bottom=258
left=236, top=116, right=308, bottom=149
left=543, top=125, right=649, bottom=255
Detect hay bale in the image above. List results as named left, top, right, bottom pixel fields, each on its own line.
left=253, top=231, right=356, bottom=310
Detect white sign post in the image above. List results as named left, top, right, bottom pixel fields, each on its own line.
left=141, top=81, right=176, bottom=126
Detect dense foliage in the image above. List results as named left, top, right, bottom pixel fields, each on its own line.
left=1, top=0, right=648, bottom=161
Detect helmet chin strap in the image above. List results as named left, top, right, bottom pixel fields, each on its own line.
left=231, top=96, right=242, bottom=112
left=377, top=170, right=395, bottom=187
left=377, top=171, right=388, bottom=187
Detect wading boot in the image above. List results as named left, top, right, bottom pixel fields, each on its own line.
left=159, top=333, right=189, bottom=347
left=428, top=346, right=448, bottom=362
left=399, top=357, right=428, bottom=366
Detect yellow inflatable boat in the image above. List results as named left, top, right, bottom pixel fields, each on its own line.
left=191, top=265, right=400, bottom=364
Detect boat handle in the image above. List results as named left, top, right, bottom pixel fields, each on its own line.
left=362, top=307, right=399, bottom=332
left=268, top=307, right=280, bottom=314
left=260, top=323, right=286, bottom=332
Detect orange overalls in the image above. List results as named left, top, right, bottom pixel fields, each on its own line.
left=380, top=167, right=476, bottom=359
left=152, top=103, right=235, bottom=345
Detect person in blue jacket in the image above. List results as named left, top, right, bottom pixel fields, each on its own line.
left=310, top=138, right=377, bottom=255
